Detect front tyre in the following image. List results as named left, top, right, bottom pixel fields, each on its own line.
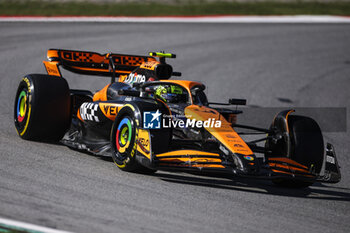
left=111, top=106, right=156, bottom=174
left=273, top=115, right=324, bottom=188
left=289, top=115, right=324, bottom=174
left=111, top=106, right=139, bottom=171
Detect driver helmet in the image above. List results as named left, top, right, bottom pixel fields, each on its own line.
left=155, top=85, right=183, bottom=103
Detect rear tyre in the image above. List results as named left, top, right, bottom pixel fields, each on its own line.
left=273, top=115, right=324, bottom=188
left=111, top=106, right=156, bottom=174
left=14, top=74, right=71, bottom=141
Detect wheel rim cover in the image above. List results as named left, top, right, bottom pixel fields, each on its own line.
left=17, top=90, right=27, bottom=123
left=116, top=117, right=132, bottom=153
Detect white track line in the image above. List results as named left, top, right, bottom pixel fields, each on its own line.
left=0, top=217, right=73, bottom=233
left=0, top=15, right=350, bottom=23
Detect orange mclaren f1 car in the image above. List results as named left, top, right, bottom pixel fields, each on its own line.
left=14, top=49, right=341, bottom=187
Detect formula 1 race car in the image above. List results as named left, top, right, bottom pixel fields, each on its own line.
left=14, top=49, right=341, bottom=187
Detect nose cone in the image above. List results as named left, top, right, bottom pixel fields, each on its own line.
left=184, top=105, right=254, bottom=156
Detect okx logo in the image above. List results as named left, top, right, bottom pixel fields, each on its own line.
left=143, top=110, right=161, bottom=129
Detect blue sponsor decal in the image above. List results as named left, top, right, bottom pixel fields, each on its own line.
left=143, top=110, right=161, bottom=129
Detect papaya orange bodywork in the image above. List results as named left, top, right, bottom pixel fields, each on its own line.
left=184, top=105, right=253, bottom=156
left=140, top=61, right=159, bottom=70
left=43, top=61, right=61, bottom=77
left=159, top=80, right=203, bottom=104
left=93, top=84, right=110, bottom=102
left=156, top=150, right=220, bottom=157
left=268, top=157, right=308, bottom=170
left=158, top=163, right=225, bottom=169
left=269, top=163, right=310, bottom=173
left=271, top=169, right=315, bottom=178
left=158, top=157, right=222, bottom=163
left=77, top=108, right=83, bottom=122
left=155, top=150, right=224, bottom=169
left=137, top=129, right=151, bottom=159
left=99, top=103, right=123, bottom=121
left=47, top=49, right=59, bottom=60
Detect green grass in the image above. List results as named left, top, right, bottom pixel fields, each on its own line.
left=0, top=1, right=350, bottom=16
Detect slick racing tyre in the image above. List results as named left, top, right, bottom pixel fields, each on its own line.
left=111, top=105, right=156, bottom=174
left=289, top=115, right=324, bottom=174
left=274, top=115, right=324, bottom=188
left=14, top=74, right=71, bottom=141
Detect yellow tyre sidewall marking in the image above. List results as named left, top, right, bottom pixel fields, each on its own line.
left=19, top=77, right=32, bottom=136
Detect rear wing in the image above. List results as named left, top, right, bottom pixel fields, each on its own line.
left=43, top=49, right=157, bottom=78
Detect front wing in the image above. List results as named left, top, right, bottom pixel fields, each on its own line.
left=134, top=135, right=341, bottom=184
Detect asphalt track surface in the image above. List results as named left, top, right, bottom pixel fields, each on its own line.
left=0, top=22, right=350, bottom=233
